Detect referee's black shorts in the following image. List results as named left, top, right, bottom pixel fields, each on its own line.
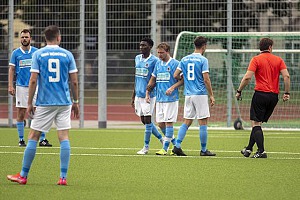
left=250, top=91, right=279, bottom=123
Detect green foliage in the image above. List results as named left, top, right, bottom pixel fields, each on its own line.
left=1, top=128, right=300, bottom=200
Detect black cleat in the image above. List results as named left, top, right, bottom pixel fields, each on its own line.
left=251, top=151, right=267, bottom=158
left=39, top=139, right=53, bottom=147
left=18, top=140, right=26, bottom=147
left=241, top=147, right=252, bottom=157
left=172, top=146, right=187, bottom=156
left=200, top=150, right=216, bottom=156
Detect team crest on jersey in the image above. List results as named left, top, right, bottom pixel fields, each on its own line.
left=145, top=63, right=149, bottom=68
left=167, top=67, right=170, bottom=71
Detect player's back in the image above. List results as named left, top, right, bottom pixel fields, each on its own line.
left=31, top=45, right=77, bottom=106
left=179, top=53, right=209, bottom=96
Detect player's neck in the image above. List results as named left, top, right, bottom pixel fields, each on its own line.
left=142, top=52, right=150, bottom=58
left=21, top=45, right=30, bottom=51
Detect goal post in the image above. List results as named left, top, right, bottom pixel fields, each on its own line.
left=173, top=31, right=300, bottom=129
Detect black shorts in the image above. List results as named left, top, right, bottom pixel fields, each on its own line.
left=250, top=91, right=278, bottom=123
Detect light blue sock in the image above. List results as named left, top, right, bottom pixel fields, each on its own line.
left=163, top=126, right=174, bottom=151
left=200, top=125, right=208, bottom=152
left=160, top=127, right=166, bottom=136
left=60, top=140, right=70, bottom=178
left=40, top=132, right=46, bottom=142
left=151, top=123, right=163, bottom=140
left=144, top=123, right=152, bottom=148
left=16, top=121, right=24, bottom=141
left=20, top=140, right=37, bottom=177
left=176, top=124, right=188, bottom=148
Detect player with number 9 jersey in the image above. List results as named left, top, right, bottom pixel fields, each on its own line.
left=31, top=46, right=78, bottom=106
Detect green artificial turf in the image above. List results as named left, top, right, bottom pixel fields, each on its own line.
left=1, top=128, right=300, bottom=200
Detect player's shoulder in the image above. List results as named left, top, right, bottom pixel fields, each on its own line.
left=11, top=47, right=21, bottom=54
left=31, top=46, right=39, bottom=51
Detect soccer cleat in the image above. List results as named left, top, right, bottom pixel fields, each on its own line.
left=200, top=150, right=216, bottom=156
left=172, top=146, right=187, bottom=156
left=7, top=173, right=27, bottom=185
left=241, top=147, right=252, bottom=157
left=251, top=151, right=267, bottom=158
left=137, top=147, right=149, bottom=155
left=39, top=139, right=53, bottom=147
left=19, top=140, right=26, bottom=147
left=156, top=149, right=167, bottom=155
left=57, top=178, right=67, bottom=185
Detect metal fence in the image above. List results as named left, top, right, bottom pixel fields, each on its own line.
left=1, top=0, right=299, bottom=128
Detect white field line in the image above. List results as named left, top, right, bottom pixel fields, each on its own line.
left=0, top=146, right=300, bottom=160
left=0, top=151, right=300, bottom=160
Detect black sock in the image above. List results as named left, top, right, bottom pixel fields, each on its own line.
left=246, top=128, right=256, bottom=151
left=253, top=126, right=264, bottom=153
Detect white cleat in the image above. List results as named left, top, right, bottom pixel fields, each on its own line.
left=137, top=147, right=149, bottom=155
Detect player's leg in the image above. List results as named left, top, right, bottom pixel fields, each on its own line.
left=15, top=86, right=28, bottom=146
left=173, top=96, right=193, bottom=155
left=150, top=97, right=163, bottom=142
left=198, top=118, right=216, bottom=156
left=195, top=95, right=215, bottom=156
left=16, top=107, right=27, bottom=146
left=7, top=129, right=41, bottom=185
left=55, top=106, right=72, bottom=185
left=57, top=130, right=70, bottom=185
left=39, top=132, right=52, bottom=147
left=32, top=90, right=52, bottom=147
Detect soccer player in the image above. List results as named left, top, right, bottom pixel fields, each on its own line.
left=145, top=42, right=183, bottom=155
left=8, top=29, right=52, bottom=147
left=7, top=25, right=79, bottom=185
left=236, top=38, right=290, bottom=158
left=172, top=36, right=216, bottom=157
left=131, top=37, right=164, bottom=155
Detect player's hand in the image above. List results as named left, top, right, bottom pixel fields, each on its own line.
left=210, top=96, right=215, bottom=107
left=72, top=103, right=79, bottom=119
left=166, top=87, right=174, bottom=96
left=27, top=104, right=35, bottom=119
left=145, top=95, right=150, bottom=103
left=8, top=86, right=15, bottom=96
left=236, top=92, right=242, bottom=101
left=283, top=93, right=290, bottom=102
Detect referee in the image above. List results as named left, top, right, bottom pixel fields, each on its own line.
left=236, top=38, right=290, bottom=158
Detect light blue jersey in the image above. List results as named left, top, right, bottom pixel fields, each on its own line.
left=134, top=54, right=158, bottom=98
left=178, top=53, right=209, bottom=96
left=152, top=58, right=179, bottom=102
left=9, top=46, right=38, bottom=87
left=31, top=45, right=78, bottom=106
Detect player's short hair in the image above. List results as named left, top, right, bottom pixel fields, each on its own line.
left=44, top=25, right=60, bottom=42
left=157, top=42, right=170, bottom=52
left=259, top=38, right=273, bottom=51
left=194, top=36, right=207, bottom=49
left=141, top=37, right=154, bottom=47
left=20, top=29, right=31, bottom=35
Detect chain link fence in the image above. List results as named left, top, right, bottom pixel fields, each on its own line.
left=1, top=0, right=299, bottom=128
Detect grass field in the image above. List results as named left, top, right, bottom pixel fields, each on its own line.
left=1, top=127, right=300, bottom=200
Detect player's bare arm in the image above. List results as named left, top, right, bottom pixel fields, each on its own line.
left=27, top=72, right=38, bottom=118
left=166, top=78, right=183, bottom=95
left=173, top=69, right=182, bottom=80
left=70, top=72, right=79, bottom=119
left=236, top=70, right=254, bottom=100
left=203, top=72, right=215, bottom=107
left=281, top=68, right=290, bottom=102
left=8, top=65, right=16, bottom=96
